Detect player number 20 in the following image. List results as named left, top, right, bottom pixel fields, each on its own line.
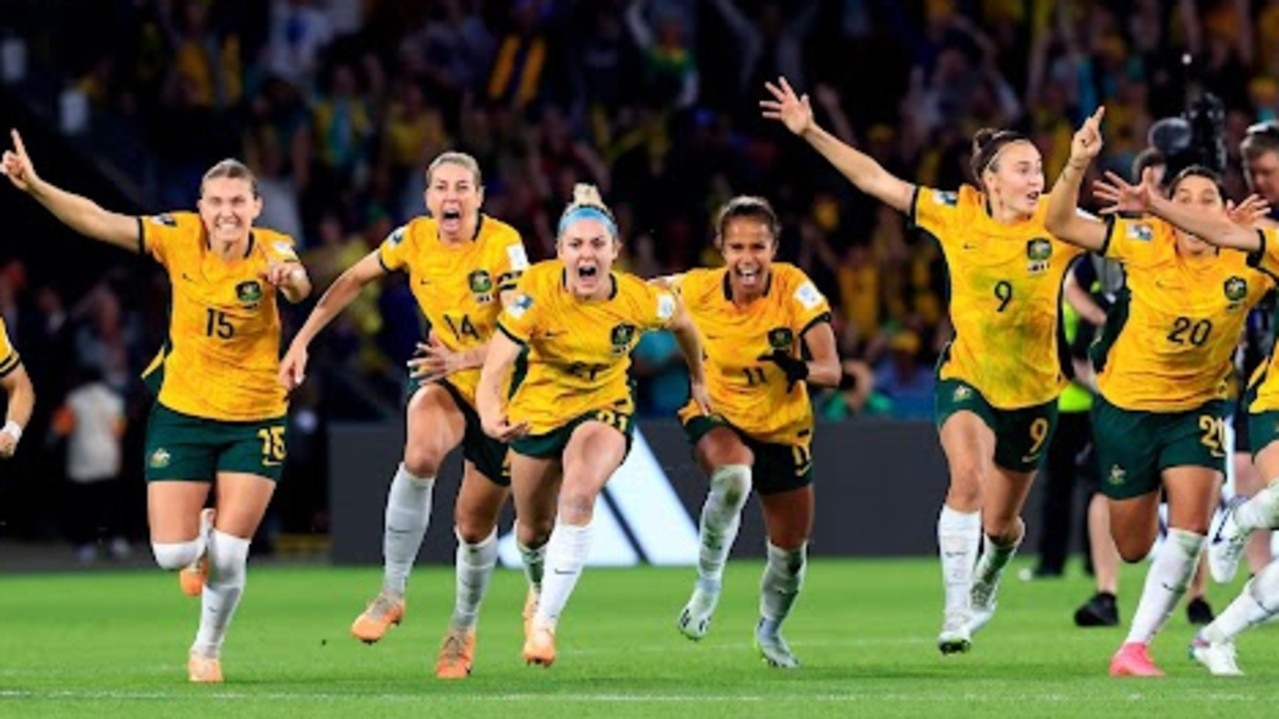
left=1167, top=317, right=1212, bottom=347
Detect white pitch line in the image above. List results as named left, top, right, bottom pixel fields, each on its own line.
left=0, top=690, right=1264, bottom=704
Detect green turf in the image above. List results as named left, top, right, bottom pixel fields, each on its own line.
left=1, top=558, right=1276, bottom=718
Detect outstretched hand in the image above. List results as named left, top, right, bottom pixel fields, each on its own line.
left=1093, top=168, right=1156, bottom=215
left=1226, top=194, right=1271, bottom=227
left=1, top=129, right=39, bottom=193
left=760, top=77, right=814, bottom=137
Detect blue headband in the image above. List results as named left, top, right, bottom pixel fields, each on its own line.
left=558, top=207, right=617, bottom=238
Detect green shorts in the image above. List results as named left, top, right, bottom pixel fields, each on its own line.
left=934, top=379, right=1058, bottom=473
left=144, top=404, right=286, bottom=482
left=682, top=414, right=812, bottom=495
left=408, top=376, right=510, bottom=487
left=511, top=404, right=635, bottom=460
left=1242, top=382, right=1279, bottom=459
left=1092, top=396, right=1227, bottom=500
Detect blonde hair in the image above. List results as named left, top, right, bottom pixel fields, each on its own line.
left=426, top=151, right=483, bottom=186
left=201, top=159, right=258, bottom=198
left=557, top=183, right=618, bottom=238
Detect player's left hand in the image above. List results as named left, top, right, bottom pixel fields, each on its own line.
left=1227, top=194, right=1271, bottom=227
left=759, top=350, right=809, bottom=392
left=407, top=335, right=469, bottom=382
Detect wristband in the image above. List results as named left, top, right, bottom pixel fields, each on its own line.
left=1, top=420, right=22, bottom=443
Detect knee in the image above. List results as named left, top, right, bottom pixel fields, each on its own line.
left=767, top=527, right=809, bottom=552
left=152, top=540, right=201, bottom=571
left=402, top=447, right=443, bottom=479
left=517, top=517, right=553, bottom=548
left=1115, top=536, right=1153, bottom=564
left=946, top=462, right=985, bottom=508
left=558, top=487, right=599, bottom=525
left=455, top=513, right=496, bottom=545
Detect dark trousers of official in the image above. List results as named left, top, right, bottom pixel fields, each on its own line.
left=1033, top=410, right=1094, bottom=575
left=64, top=477, right=125, bottom=547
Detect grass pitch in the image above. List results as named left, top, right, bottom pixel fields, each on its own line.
left=1, top=558, right=1277, bottom=718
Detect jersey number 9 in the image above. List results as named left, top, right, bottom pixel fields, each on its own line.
left=994, top=281, right=1013, bottom=312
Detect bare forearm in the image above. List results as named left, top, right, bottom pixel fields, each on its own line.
left=3, top=372, right=33, bottom=430
left=672, top=323, right=706, bottom=385
left=279, top=266, right=312, bottom=304
left=1148, top=195, right=1261, bottom=251
left=29, top=178, right=137, bottom=250
left=801, top=123, right=911, bottom=212
left=293, top=272, right=363, bottom=347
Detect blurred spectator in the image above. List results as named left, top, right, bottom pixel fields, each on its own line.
left=632, top=329, right=688, bottom=418
left=53, top=365, right=129, bottom=563
left=873, top=330, right=935, bottom=421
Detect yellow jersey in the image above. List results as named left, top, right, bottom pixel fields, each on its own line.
left=140, top=212, right=298, bottom=421
left=911, top=184, right=1084, bottom=409
left=1239, top=227, right=1279, bottom=413
left=497, top=260, right=677, bottom=434
left=672, top=264, right=831, bottom=444
left=1093, top=216, right=1272, bottom=411
left=0, top=317, right=19, bottom=378
left=379, top=214, right=528, bottom=405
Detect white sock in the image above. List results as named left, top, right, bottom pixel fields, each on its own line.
left=1235, top=479, right=1279, bottom=532
left=518, top=538, right=546, bottom=594
left=1125, top=528, right=1204, bottom=644
left=937, top=505, right=981, bottom=614
left=697, top=464, right=752, bottom=592
left=974, top=521, right=1024, bottom=586
left=1204, top=560, right=1279, bottom=643
left=758, top=541, right=806, bottom=637
left=152, top=539, right=203, bottom=571
left=382, top=464, right=435, bottom=596
left=533, top=521, right=593, bottom=627
left=192, top=530, right=251, bottom=658
left=451, top=528, right=498, bottom=630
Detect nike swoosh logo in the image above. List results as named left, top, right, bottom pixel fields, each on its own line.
left=419, top=278, right=431, bottom=285
left=181, top=273, right=195, bottom=282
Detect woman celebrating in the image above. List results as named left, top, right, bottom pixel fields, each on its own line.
left=763, top=78, right=1083, bottom=653
left=476, top=184, right=709, bottom=668
left=279, top=151, right=533, bottom=679
left=3, top=130, right=311, bottom=683
left=1044, top=111, right=1272, bottom=677
left=670, top=195, right=840, bottom=669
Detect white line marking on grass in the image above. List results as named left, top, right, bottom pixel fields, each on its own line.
left=0, top=690, right=1264, bottom=704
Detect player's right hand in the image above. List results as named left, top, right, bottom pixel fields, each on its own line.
left=1069, top=106, right=1105, bottom=166
left=761, top=77, right=813, bottom=137
left=0, top=432, right=16, bottom=458
left=279, top=346, right=308, bottom=390
left=1, top=129, right=40, bottom=193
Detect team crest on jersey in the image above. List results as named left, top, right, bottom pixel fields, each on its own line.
left=468, top=270, right=495, bottom=303
left=387, top=226, right=407, bottom=245
left=610, top=323, right=637, bottom=354
left=236, top=280, right=263, bottom=307
left=1126, top=223, right=1153, bottom=241
left=1026, top=238, right=1052, bottom=274
left=149, top=448, right=171, bottom=469
left=953, top=384, right=973, bottom=402
left=1108, top=464, right=1126, bottom=486
left=1224, top=276, right=1248, bottom=304
left=932, top=190, right=958, bottom=207
left=767, top=327, right=794, bottom=350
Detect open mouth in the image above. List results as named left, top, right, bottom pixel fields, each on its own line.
left=737, top=266, right=761, bottom=286
left=440, top=207, right=462, bottom=231
left=578, top=264, right=599, bottom=280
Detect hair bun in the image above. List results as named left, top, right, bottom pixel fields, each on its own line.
left=572, top=183, right=603, bottom=207
left=971, top=128, right=999, bottom=154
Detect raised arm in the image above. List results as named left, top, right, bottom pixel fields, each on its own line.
left=0, top=363, right=33, bottom=458
left=761, top=77, right=913, bottom=213
left=1045, top=107, right=1109, bottom=252
left=279, top=250, right=385, bottom=389
left=2, top=130, right=139, bottom=251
